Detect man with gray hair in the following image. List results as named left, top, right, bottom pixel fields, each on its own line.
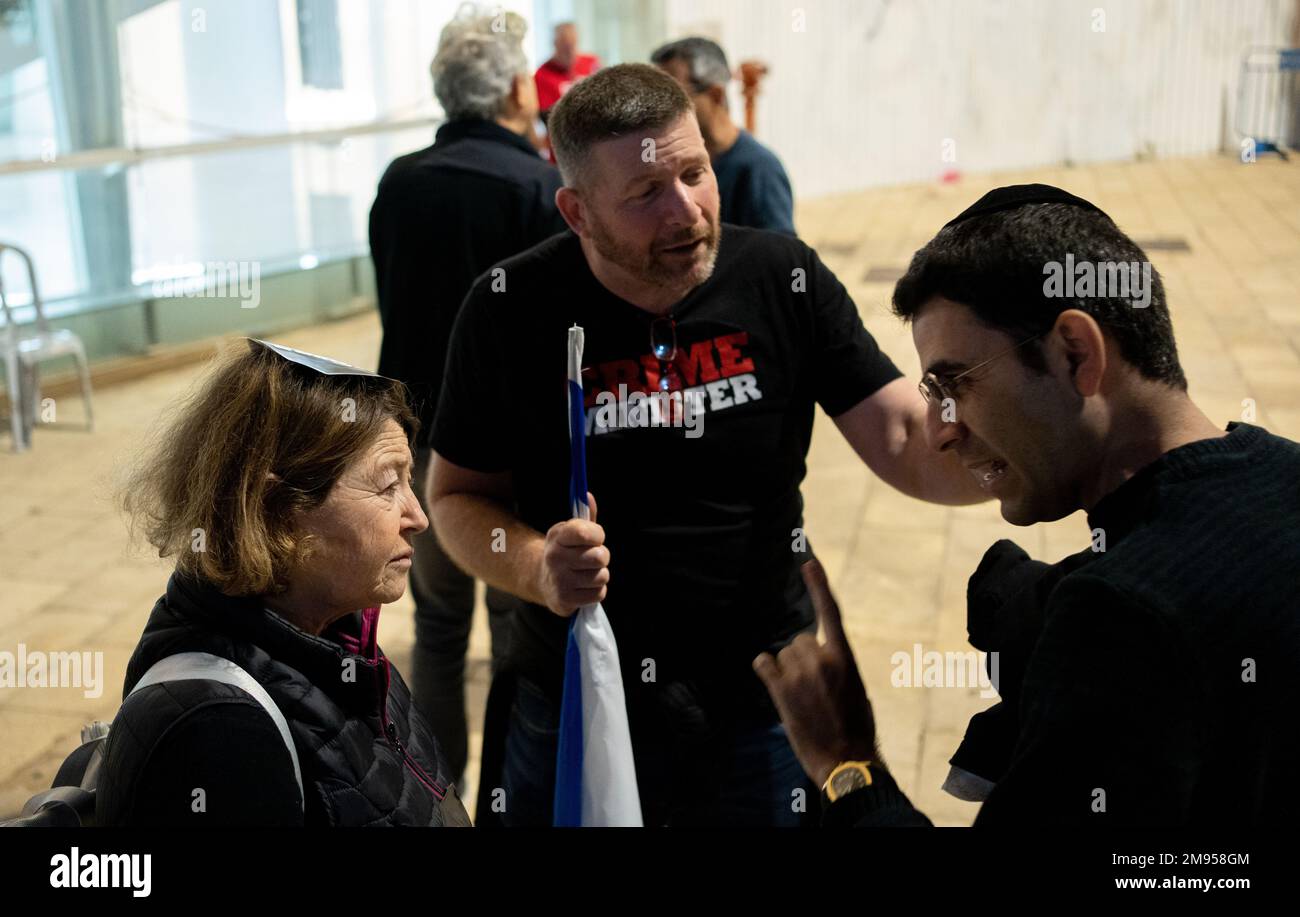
left=430, top=64, right=987, bottom=825
left=652, top=37, right=796, bottom=235
left=369, top=6, right=565, bottom=790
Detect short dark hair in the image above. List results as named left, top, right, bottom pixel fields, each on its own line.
left=892, top=202, right=1187, bottom=390
left=650, top=37, right=731, bottom=93
left=548, top=63, right=694, bottom=188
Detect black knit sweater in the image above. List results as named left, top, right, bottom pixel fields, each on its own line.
left=826, top=423, right=1300, bottom=827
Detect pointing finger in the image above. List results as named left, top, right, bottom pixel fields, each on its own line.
left=801, top=558, right=846, bottom=649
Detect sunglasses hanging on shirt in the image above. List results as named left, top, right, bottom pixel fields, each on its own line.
left=649, top=316, right=682, bottom=393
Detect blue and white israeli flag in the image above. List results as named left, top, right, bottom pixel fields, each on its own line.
left=553, top=325, right=643, bottom=827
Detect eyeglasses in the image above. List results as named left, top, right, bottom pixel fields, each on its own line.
left=650, top=316, right=682, bottom=392
left=918, top=333, right=1043, bottom=405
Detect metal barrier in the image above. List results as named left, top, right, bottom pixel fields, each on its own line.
left=1236, top=46, right=1300, bottom=159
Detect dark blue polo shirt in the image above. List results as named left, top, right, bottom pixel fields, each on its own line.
left=712, top=130, right=796, bottom=236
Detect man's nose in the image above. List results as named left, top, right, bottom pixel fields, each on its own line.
left=925, top=397, right=966, bottom=453
left=662, top=178, right=702, bottom=227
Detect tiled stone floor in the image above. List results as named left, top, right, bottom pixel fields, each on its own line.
left=2, top=154, right=1297, bottom=825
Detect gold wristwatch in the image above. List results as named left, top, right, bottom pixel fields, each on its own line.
left=822, top=760, right=874, bottom=803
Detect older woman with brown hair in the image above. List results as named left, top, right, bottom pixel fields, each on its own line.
left=99, top=339, right=470, bottom=826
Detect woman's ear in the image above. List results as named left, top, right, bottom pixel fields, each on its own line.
left=1052, top=309, right=1107, bottom=397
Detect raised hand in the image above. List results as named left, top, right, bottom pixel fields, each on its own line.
left=753, top=558, right=878, bottom=787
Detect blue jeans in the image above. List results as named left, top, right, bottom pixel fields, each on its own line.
left=498, top=677, right=819, bottom=826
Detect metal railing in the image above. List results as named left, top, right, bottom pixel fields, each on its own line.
left=0, top=114, right=440, bottom=176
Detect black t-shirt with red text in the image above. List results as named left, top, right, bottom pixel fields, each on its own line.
left=432, top=226, right=901, bottom=727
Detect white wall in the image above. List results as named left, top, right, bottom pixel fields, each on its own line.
left=663, top=0, right=1298, bottom=199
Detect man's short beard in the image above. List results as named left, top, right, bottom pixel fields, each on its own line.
left=587, top=210, right=721, bottom=293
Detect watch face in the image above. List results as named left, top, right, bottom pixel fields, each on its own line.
left=831, top=766, right=869, bottom=798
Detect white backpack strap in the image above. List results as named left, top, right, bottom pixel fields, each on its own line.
left=129, top=652, right=304, bottom=812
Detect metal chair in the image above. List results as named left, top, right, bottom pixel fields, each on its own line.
left=0, top=242, right=95, bottom=452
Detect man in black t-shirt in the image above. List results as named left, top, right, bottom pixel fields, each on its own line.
left=428, top=64, right=985, bottom=826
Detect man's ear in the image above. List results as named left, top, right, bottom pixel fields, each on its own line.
left=511, top=72, right=537, bottom=116
left=1051, top=309, right=1107, bottom=397
left=555, top=186, right=586, bottom=235
left=705, top=84, right=728, bottom=110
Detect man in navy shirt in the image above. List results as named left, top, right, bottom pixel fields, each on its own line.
left=652, top=37, right=796, bottom=236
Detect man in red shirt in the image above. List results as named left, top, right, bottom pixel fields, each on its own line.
left=534, top=22, right=599, bottom=119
